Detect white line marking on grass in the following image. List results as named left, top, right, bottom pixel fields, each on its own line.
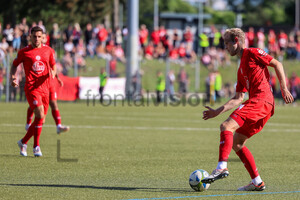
left=1, top=124, right=300, bottom=133
left=122, top=191, right=300, bottom=200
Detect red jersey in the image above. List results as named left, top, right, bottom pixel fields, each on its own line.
left=98, top=28, right=108, bottom=42
left=236, top=48, right=274, bottom=104
left=151, top=31, right=160, bottom=45
left=13, top=44, right=56, bottom=94
left=139, top=29, right=148, bottom=45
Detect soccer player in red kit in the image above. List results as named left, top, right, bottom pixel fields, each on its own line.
left=201, top=28, right=294, bottom=191
left=11, top=26, right=56, bottom=157
left=25, top=33, right=70, bottom=134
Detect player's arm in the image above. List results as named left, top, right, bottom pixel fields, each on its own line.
left=203, top=92, right=245, bottom=120
left=269, top=59, right=294, bottom=104
left=55, top=71, right=64, bottom=87
left=10, top=64, right=19, bottom=87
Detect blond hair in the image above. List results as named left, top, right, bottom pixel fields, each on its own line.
left=223, top=28, right=245, bottom=45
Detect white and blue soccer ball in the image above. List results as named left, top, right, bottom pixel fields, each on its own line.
left=189, top=169, right=210, bottom=192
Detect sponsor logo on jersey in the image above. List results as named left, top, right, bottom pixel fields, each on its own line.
left=33, top=100, right=38, bottom=105
left=238, top=104, right=245, bottom=110
left=36, top=55, right=41, bottom=60
left=32, top=61, right=45, bottom=74
left=258, top=49, right=267, bottom=56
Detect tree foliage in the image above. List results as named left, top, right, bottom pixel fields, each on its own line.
left=0, top=0, right=296, bottom=31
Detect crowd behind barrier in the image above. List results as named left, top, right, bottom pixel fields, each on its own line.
left=0, top=18, right=299, bottom=103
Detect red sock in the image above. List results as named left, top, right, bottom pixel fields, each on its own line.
left=52, top=109, right=61, bottom=126
left=33, top=118, right=44, bottom=147
left=236, top=146, right=259, bottom=179
left=218, top=131, right=233, bottom=162
left=22, top=122, right=35, bottom=144
left=26, top=107, right=34, bottom=125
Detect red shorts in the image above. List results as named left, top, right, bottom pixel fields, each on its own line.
left=25, top=91, right=49, bottom=115
left=49, top=84, right=57, bottom=101
left=230, top=99, right=274, bottom=138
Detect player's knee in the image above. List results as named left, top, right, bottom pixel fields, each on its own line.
left=50, top=101, right=58, bottom=110
left=232, top=141, right=243, bottom=152
left=220, top=122, right=231, bottom=132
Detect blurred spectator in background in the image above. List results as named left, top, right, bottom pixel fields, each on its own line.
left=286, top=34, right=298, bottom=59
left=269, top=71, right=277, bottom=96
left=50, top=23, right=61, bottom=49
left=114, top=44, right=126, bottom=63
left=268, top=29, right=278, bottom=58
left=99, top=67, right=108, bottom=103
left=64, top=38, right=75, bottom=54
left=151, top=26, right=160, bottom=47
left=19, top=68, right=26, bottom=102
left=177, top=67, right=189, bottom=98
left=145, top=41, right=154, bottom=60
left=63, top=24, right=73, bottom=44
left=62, top=52, right=73, bottom=75
left=155, top=42, right=166, bottom=60
left=0, top=67, right=4, bottom=101
left=257, top=28, right=265, bottom=50
left=18, top=18, right=29, bottom=33
left=172, top=29, right=180, bottom=48
left=156, top=70, right=165, bottom=103
left=109, top=56, right=118, bottom=77
left=183, top=26, right=193, bottom=49
left=20, top=27, right=29, bottom=49
left=199, top=30, right=209, bottom=54
left=139, top=24, right=148, bottom=52
left=84, top=23, right=93, bottom=48
left=214, top=70, right=222, bottom=103
left=13, top=26, right=21, bottom=51
left=38, top=20, right=46, bottom=33
left=72, top=23, right=81, bottom=47
left=246, top=27, right=255, bottom=48
left=3, top=23, right=14, bottom=56
left=115, top=27, right=123, bottom=46
left=167, top=69, right=176, bottom=101
left=76, top=38, right=86, bottom=57
left=289, top=72, right=300, bottom=102
left=278, top=30, right=288, bottom=61
left=0, top=38, right=8, bottom=67
left=97, top=24, right=108, bottom=48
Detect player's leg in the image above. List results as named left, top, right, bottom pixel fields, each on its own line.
left=233, top=132, right=265, bottom=191
left=202, top=117, right=240, bottom=183
left=25, top=107, right=34, bottom=131
left=32, top=105, right=45, bottom=157
left=18, top=93, right=40, bottom=156
left=49, top=99, right=70, bottom=134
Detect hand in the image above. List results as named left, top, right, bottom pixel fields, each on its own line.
left=281, top=88, right=294, bottom=104
left=11, top=77, right=19, bottom=87
left=57, top=78, right=64, bottom=87
left=202, top=106, right=219, bottom=120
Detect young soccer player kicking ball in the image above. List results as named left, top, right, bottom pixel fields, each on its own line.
left=201, top=28, right=294, bottom=191
left=25, top=33, right=70, bottom=134
left=11, top=26, right=57, bottom=157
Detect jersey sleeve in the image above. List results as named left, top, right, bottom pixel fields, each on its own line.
left=49, top=48, right=56, bottom=69
left=12, top=50, right=24, bottom=67
left=250, top=48, right=273, bottom=67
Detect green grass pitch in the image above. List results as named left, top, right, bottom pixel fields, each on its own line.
left=0, top=102, right=299, bottom=200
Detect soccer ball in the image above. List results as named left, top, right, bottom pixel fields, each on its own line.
left=189, top=169, right=210, bottom=192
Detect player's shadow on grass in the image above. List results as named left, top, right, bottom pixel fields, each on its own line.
left=0, top=183, right=235, bottom=193
left=0, top=183, right=193, bottom=193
